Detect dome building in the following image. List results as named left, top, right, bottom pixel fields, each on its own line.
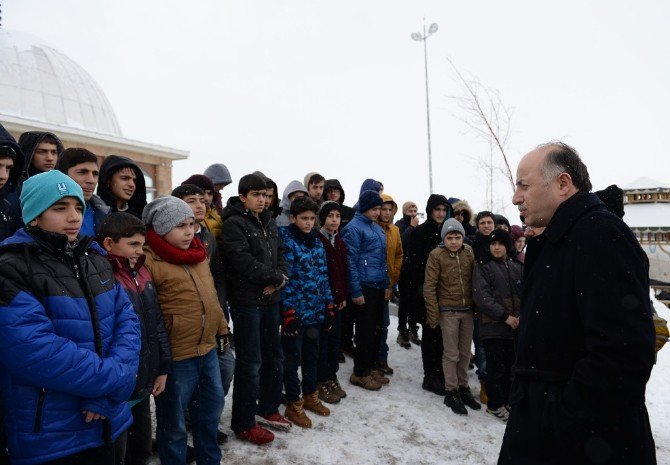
left=0, top=29, right=187, bottom=198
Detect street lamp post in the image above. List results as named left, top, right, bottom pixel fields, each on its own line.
left=411, top=21, right=438, bottom=195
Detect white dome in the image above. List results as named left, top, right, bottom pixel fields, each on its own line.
left=0, top=29, right=122, bottom=137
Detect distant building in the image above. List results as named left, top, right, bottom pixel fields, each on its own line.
left=0, top=29, right=187, bottom=198
left=623, top=177, right=670, bottom=285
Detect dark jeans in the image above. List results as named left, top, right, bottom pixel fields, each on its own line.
left=42, top=444, right=114, bottom=465
left=282, top=323, right=321, bottom=402
left=379, top=300, right=390, bottom=360
left=483, top=338, right=515, bottom=410
left=219, top=347, right=236, bottom=396
left=341, top=296, right=355, bottom=350
left=317, top=308, right=342, bottom=382
left=396, top=279, right=415, bottom=331
left=114, top=397, right=151, bottom=465
left=473, top=318, right=487, bottom=381
left=353, top=286, right=385, bottom=377
left=420, top=323, right=444, bottom=381
left=230, top=303, right=283, bottom=433
left=155, top=350, right=224, bottom=465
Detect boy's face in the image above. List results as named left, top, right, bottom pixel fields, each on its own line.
left=308, top=181, right=324, bottom=202
left=478, top=216, right=495, bottom=235
left=288, top=191, right=306, bottom=203
left=266, top=187, right=275, bottom=208
left=326, top=187, right=341, bottom=203
left=202, top=189, right=214, bottom=207
left=30, top=197, right=83, bottom=242
left=323, top=210, right=341, bottom=233
left=515, top=236, right=526, bottom=252
left=291, top=211, right=316, bottom=234
left=406, top=205, right=418, bottom=217
left=182, top=194, right=207, bottom=222
left=0, top=156, right=14, bottom=189
left=363, top=206, right=381, bottom=221
left=103, top=233, right=145, bottom=267
left=32, top=142, right=58, bottom=172
left=453, top=210, right=464, bottom=223
left=430, top=205, right=447, bottom=224
left=240, top=189, right=266, bottom=215
left=67, top=162, right=99, bottom=202
left=490, top=241, right=508, bottom=259
left=109, top=167, right=137, bottom=201
left=379, top=203, right=394, bottom=224
left=163, top=217, right=195, bottom=250
left=444, top=232, right=464, bottom=252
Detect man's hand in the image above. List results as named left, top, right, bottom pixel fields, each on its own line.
left=505, top=315, right=519, bottom=329
left=82, top=410, right=106, bottom=423
left=338, top=301, right=347, bottom=310
left=410, top=215, right=420, bottom=227
left=384, top=289, right=392, bottom=301
left=153, top=375, right=167, bottom=397
left=352, top=296, right=365, bottom=306
left=263, top=284, right=277, bottom=295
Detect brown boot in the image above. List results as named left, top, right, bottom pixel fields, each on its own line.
left=349, top=373, right=382, bottom=390
left=303, top=391, right=330, bottom=416
left=317, top=382, right=341, bottom=404
left=377, top=360, right=394, bottom=375
left=479, top=380, right=488, bottom=405
left=329, top=378, right=347, bottom=399
left=371, top=369, right=390, bottom=385
left=284, top=399, right=312, bottom=428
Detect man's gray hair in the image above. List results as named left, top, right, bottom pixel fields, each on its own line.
left=538, top=141, right=592, bottom=193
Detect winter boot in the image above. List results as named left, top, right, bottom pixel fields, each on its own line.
left=341, top=345, right=356, bottom=358
left=371, top=369, right=390, bottom=385
left=409, top=326, right=422, bottom=346
left=459, top=386, right=482, bottom=410
left=377, top=360, right=394, bottom=375
left=479, top=380, right=488, bottom=404
left=318, top=382, right=341, bottom=404
left=350, top=373, right=382, bottom=390
left=303, top=391, right=331, bottom=416
left=284, top=399, right=312, bottom=428
left=330, top=378, right=347, bottom=398
left=236, top=425, right=275, bottom=445
left=256, top=412, right=292, bottom=431
left=486, top=406, right=509, bottom=422
left=421, top=375, right=446, bottom=396
left=396, top=330, right=411, bottom=349
left=216, top=430, right=229, bottom=445
left=443, top=390, right=468, bottom=415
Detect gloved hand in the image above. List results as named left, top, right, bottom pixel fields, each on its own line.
left=323, top=304, right=335, bottom=331
left=281, top=309, right=299, bottom=336
left=216, top=333, right=232, bottom=354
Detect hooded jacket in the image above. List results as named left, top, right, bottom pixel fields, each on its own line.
left=0, top=228, right=140, bottom=465
left=377, top=194, right=403, bottom=290
left=80, top=194, right=111, bottom=237
left=18, top=131, right=64, bottom=179
left=322, top=179, right=355, bottom=229
left=253, top=170, right=281, bottom=219
left=0, top=125, right=24, bottom=241
left=220, top=196, right=289, bottom=306
left=97, top=155, right=147, bottom=218
left=450, top=199, right=476, bottom=236
left=352, top=178, right=383, bottom=211
left=276, top=180, right=308, bottom=227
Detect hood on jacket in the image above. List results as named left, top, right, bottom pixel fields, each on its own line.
left=252, top=170, right=281, bottom=217
left=426, top=194, right=453, bottom=219
left=0, top=124, right=25, bottom=198
left=18, top=131, right=64, bottom=178
left=379, top=193, right=398, bottom=223
left=495, top=214, right=511, bottom=231
left=322, top=178, right=347, bottom=204
left=359, top=178, right=383, bottom=196
left=303, top=171, right=323, bottom=190
left=97, top=155, right=147, bottom=215
left=279, top=180, right=308, bottom=209
left=451, top=199, right=474, bottom=226
left=595, top=184, right=625, bottom=219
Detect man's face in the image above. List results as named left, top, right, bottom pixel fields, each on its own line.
left=326, top=187, right=341, bottom=203
left=363, top=206, right=381, bottom=221
left=104, top=233, right=145, bottom=267
left=490, top=241, right=508, bottom=259
left=291, top=211, right=316, bottom=234
left=109, top=167, right=137, bottom=201
left=478, top=216, right=495, bottom=235
left=512, top=148, right=564, bottom=228
left=323, top=210, right=341, bottom=233
left=266, top=187, right=276, bottom=208
left=444, top=232, right=464, bottom=252
left=406, top=205, right=418, bottom=217
left=203, top=189, right=214, bottom=207
left=431, top=205, right=447, bottom=224
left=182, top=194, right=207, bottom=222
left=31, top=142, right=58, bottom=172
left=0, top=157, right=14, bottom=189
left=379, top=203, right=394, bottom=224
left=67, top=162, right=99, bottom=202
left=308, top=181, right=325, bottom=202
left=31, top=197, right=83, bottom=242
left=163, top=217, right=195, bottom=250
left=240, top=189, right=266, bottom=215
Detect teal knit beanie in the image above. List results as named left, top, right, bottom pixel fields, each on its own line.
left=20, top=170, right=86, bottom=224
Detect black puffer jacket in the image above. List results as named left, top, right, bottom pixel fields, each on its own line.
left=97, top=155, right=147, bottom=218
left=472, top=257, right=522, bottom=340
left=0, top=125, right=24, bottom=242
left=18, top=131, right=64, bottom=178
left=220, top=196, right=288, bottom=307
left=466, top=232, right=492, bottom=265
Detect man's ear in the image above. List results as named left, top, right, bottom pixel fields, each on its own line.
left=238, top=194, right=246, bottom=203
left=557, top=172, right=573, bottom=193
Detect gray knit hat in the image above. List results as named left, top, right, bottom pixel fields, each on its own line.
left=441, top=218, right=465, bottom=239
left=204, top=163, right=232, bottom=186
left=142, top=196, right=195, bottom=236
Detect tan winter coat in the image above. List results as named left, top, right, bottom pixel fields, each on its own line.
left=144, top=245, right=228, bottom=361
left=378, top=194, right=403, bottom=292
left=423, top=243, right=475, bottom=328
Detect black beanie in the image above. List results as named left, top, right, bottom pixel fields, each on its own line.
left=172, top=184, right=204, bottom=199
left=489, top=228, right=512, bottom=253
left=319, top=200, right=342, bottom=224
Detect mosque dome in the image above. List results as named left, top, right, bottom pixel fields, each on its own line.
left=0, top=29, right=122, bottom=137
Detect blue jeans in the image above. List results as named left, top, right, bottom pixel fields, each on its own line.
left=155, top=350, right=223, bottom=465
left=230, top=304, right=283, bottom=433
left=282, top=323, right=321, bottom=402
left=378, top=300, right=390, bottom=361
left=317, top=309, right=341, bottom=382
left=218, top=347, right=235, bottom=396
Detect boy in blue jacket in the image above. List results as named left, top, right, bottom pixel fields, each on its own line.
left=0, top=170, right=140, bottom=465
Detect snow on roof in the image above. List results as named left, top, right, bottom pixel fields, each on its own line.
left=624, top=177, right=670, bottom=190
left=623, top=202, right=670, bottom=228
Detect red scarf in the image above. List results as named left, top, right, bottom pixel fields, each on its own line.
left=146, top=228, right=207, bottom=265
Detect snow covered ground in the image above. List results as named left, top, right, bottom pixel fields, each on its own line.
left=152, top=296, right=670, bottom=464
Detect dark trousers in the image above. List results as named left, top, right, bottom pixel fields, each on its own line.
left=341, top=296, right=355, bottom=350
left=473, top=317, right=487, bottom=381
left=114, top=397, right=151, bottom=465
left=483, top=339, right=515, bottom=410
left=396, top=279, right=415, bottom=331
left=317, top=308, right=342, bottom=382
left=230, top=303, right=283, bottom=433
left=353, top=286, right=385, bottom=377
left=42, top=444, right=115, bottom=465
left=420, top=323, right=444, bottom=381
left=282, top=323, right=321, bottom=402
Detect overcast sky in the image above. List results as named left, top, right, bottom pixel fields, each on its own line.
left=5, top=0, right=669, bottom=220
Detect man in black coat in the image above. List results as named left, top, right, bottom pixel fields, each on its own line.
left=498, top=142, right=656, bottom=464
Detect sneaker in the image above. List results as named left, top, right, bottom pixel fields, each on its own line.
left=317, top=382, right=341, bottom=404
left=370, top=369, right=390, bottom=385
left=216, top=429, right=228, bottom=445
left=409, top=327, right=422, bottom=346
left=284, top=400, right=312, bottom=428
left=422, top=375, right=447, bottom=396
left=236, top=425, right=275, bottom=445
left=303, top=391, right=331, bottom=416
left=443, top=389, right=468, bottom=415
left=329, top=378, right=347, bottom=399
left=459, top=386, right=482, bottom=410
left=396, top=330, right=411, bottom=349
left=349, top=373, right=382, bottom=390
left=377, top=360, right=394, bottom=375
left=486, top=406, right=509, bottom=422
left=256, top=412, right=292, bottom=431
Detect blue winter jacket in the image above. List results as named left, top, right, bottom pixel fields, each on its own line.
left=341, top=212, right=389, bottom=298
left=0, top=228, right=141, bottom=465
left=279, top=226, right=333, bottom=325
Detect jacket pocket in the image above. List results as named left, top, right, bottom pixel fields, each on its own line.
left=34, top=388, right=46, bottom=433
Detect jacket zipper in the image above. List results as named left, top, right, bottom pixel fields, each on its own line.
left=34, top=388, right=46, bottom=433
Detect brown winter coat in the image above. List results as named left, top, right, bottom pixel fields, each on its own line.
left=378, top=194, right=403, bottom=292
left=423, top=244, right=475, bottom=328
left=202, top=207, right=223, bottom=244
left=144, top=245, right=228, bottom=362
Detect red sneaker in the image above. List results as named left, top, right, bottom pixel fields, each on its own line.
left=256, top=412, right=292, bottom=431
left=236, top=425, right=274, bottom=445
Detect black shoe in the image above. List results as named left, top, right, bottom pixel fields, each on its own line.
left=186, top=445, right=196, bottom=463
left=396, top=330, right=411, bottom=349
left=217, top=429, right=228, bottom=445
left=459, top=386, right=482, bottom=410
left=342, top=345, right=356, bottom=358
left=444, top=390, right=468, bottom=415
left=422, top=376, right=447, bottom=396
left=409, top=327, right=421, bottom=346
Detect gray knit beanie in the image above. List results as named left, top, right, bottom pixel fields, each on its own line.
left=441, top=217, right=465, bottom=239
left=204, top=163, right=232, bottom=186
left=142, top=196, right=195, bottom=236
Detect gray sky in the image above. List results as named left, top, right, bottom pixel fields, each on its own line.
left=5, top=0, right=669, bottom=221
